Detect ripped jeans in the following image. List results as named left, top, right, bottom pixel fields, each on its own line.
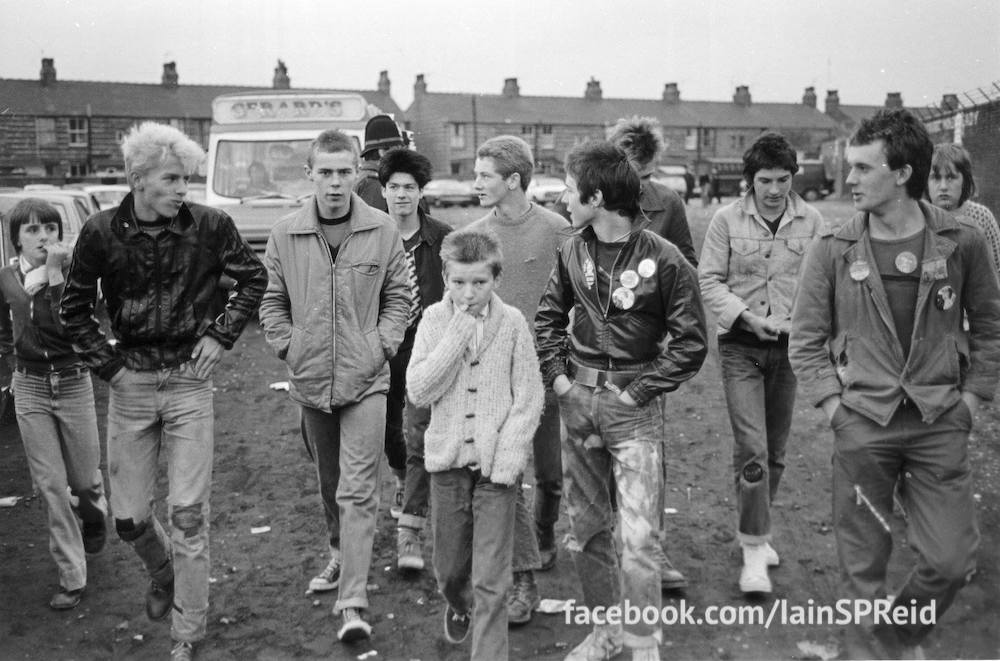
left=559, top=382, right=663, bottom=650
left=108, top=363, right=214, bottom=643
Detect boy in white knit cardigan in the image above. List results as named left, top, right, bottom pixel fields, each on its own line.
left=406, top=229, right=543, bottom=660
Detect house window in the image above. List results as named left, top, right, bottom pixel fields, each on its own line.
left=36, top=118, right=57, bottom=147
left=539, top=125, right=554, bottom=150
left=521, top=125, right=535, bottom=137
left=115, top=129, right=127, bottom=144
left=68, top=118, right=89, bottom=147
left=702, top=128, right=712, bottom=147
left=450, top=162, right=462, bottom=176
left=69, top=162, right=89, bottom=177
left=450, top=123, right=466, bottom=149
left=684, top=129, right=697, bottom=151
left=739, top=135, right=746, bottom=149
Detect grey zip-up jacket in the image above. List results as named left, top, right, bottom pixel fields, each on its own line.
left=259, top=193, right=410, bottom=410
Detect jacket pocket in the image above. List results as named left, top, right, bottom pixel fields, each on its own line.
left=349, top=261, right=382, bottom=329
left=908, top=336, right=960, bottom=385
left=285, top=326, right=306, bottom=374
left=730, top=238, right=762, bottom=275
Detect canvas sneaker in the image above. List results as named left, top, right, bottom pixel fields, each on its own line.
left=443, top=603, right=471, bottom=644
left=564, top=623, right=624, bottom=660
left=396, top=527, right=425, bottom=571
left=337, top=607, right=372, bottom=643
left=389, top=478, right=404, bottom=519
left=309, top=554, right=341, bottom=592
left=763, top=542, right=780, bottom=567
left=739, top=543, right=772, bottom=594
left=170, top=641, right=194, bottom=661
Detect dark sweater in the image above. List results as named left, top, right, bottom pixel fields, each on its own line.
left=0, top=264, right=81, bottom=372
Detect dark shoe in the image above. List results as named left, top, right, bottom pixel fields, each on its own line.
left=443, top=603, right=471, bottom=644
left=538, top=546, right=557, bottom=572
left=170, top=640, right=195, bottom=661
left=337, top=607, right=372, bottom=643
left=146, top=579, right=175, bottom=620
left=49, top=587, right=83, bottom=610
left=507, top=570, right=540, bottom=626
left=82, top=519, right=107, bottom=554
left=309, top=553, right=341, bottom=592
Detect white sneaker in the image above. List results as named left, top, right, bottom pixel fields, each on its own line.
left=337, top=607, right=372, bottom=642
left=397, top=527, right=425, bottom=571
left=309, top=553, right=341, bottom=592
left=763, top=542, right=780, bottom=567
left=389, top=477, right=404, bottom=519
left=739, top=544, right=772, bottom=594
left=565, top=623, right=624, bottom=660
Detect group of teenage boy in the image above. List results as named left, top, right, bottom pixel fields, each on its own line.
left=2, top=103, right=997, bottom=661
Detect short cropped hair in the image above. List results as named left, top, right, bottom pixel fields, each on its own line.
left=851, top=108, right=933, bottom=200
left=9, top=198, right=63, bottom=253
left=476, top=136, right=533, bottom=191
left=564, top=141, right=641, bottom=219
left=607, top=116, right=664, bottom=170
left=930, top=143, right=977, bottom=207
left=308, top=129, right=359, bottom=167
left=440, top=229, right=504, bottom=278
left=377, top=148, right=433, bottom=188
left=121, top=122, right=205, bottom=180
left=742, top=132, right=799, bottom=185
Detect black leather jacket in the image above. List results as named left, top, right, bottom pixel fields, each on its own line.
left=61, top=195, right=266, bottom=380
left=535, top=225, right=708, bottom=405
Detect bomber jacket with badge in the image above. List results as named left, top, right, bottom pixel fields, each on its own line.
left=535, top=225, right=708, bottom=406
left=789, top=201, right=1000, bottom=426
left=61, top=194, right=267, bottom=381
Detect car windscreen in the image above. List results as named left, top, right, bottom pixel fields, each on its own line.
left=213, top=139, right=351, bottom=201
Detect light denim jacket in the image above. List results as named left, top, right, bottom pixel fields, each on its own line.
left=698, top=191, right=824, bottom=336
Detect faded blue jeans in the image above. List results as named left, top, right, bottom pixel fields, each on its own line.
left=108, top=363, right=214, bottom=644
left=431, top=466, right=516, bottom=661
left=718, top=339, right=796, bottom=544
left=559, top=382, right=664, bottom=650
left=13, top=367, right=106, bottom=592
left=300, top=393, right=385, bottom=613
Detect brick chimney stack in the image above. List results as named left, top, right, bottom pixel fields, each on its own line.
left=502, top=77, right=520, bottom=98
left=825, top=90, right=840, bottom=115
left=662, top=82, right=680, bottom=104
left=884, top=92, right=903, bottom=109
left=802, top=86, right=817, bottom=108
left=584, top=77, right=602, bottom=101
left=40, top=58, right=56, bottom=86
left=273, top=60, right=290, bottom=89
left=161, top=61, right=178, bottom=89
left=941, top=93, right=960, bottom=112
left=414, top=73, right=427, bottom=97
left=378, top=70, right=390, bottom=94
left=733, top=85, right=751, bottom=107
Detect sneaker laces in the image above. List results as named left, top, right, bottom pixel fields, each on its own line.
left=317, top=556, right=340, bottom=581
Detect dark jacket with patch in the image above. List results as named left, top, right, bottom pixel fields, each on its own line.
left=789, top=201, right=1000, bottom=425
left=535, top=225, right=708, bottom=405
left=61, top=195, right=267, bottom=380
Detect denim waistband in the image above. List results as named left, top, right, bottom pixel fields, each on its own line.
left=15, top=363, right=89, bottom=378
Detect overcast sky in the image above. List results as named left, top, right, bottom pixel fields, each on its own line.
left=2, top=0, right=998, bottom=111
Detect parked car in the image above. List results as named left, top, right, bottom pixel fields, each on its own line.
left=422, top=179, right=476, bottom=207
left=792, top=160, right=833, bottom=201
left=651, top=165, right=689, bottom=196
left=65, top=184, right=130, bottom=210
left=527, top=176, right=566, bottom=206
left=0, top=191, right=90, bottom=265
left=27, top=187, right=100, bottom=216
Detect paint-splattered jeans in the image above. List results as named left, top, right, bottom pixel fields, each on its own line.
left=108, top=363, right=214, bottom=644
left=559, top=382, right=663, bottom=649
left=832, top=400, right=978, bottom=648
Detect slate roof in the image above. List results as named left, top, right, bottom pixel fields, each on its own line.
left=0, top=78, right=405, bottom=120
left=408, top=91, right=839, bottom=131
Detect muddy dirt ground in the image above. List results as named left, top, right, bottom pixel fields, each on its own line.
left=1, top=200, right=998, bottom=660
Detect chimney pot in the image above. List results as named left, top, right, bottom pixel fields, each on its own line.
left=414, top=73, right=427, bottom=96
left=378, top=70, right=391, bottom=94
left=502, top=77, right=520, bottom=98
left=40, top=57, right=56, bottom=86
left=885, top=92, right=903, bottom=109
left=584, top=77, right=602, bottom=101
left=273, top=59, right=290, bottom=89
left=733, top=85, right=751, bottom=107
left=662, top=82, right=680, bottom=104
left=802, top=86, right=817, bottom=108
left=941, top=93, right=960, bottom=112
left=161, top=61, right=178, bottom=89
left=824, top=89, right=840, bottom=115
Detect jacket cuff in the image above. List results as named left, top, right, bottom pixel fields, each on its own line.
left=205, top=325, right=235, bottom=350
left=807, top=378, right=844, bottom=408
left=962, top=377, right=996, bottom=402
left=542, top=361, right=567, bottom=389
left=625, top=381, right=654, bottom=406
left=97, top=356, right=126, bottom=382
left=718, top=299, right=749, bottom=331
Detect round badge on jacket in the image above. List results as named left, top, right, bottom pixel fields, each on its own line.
left=849, top=259, right=870, bottom=282
left=611, top=287, right=635, bottom=310
left=637, top=259, right=656, bottom=278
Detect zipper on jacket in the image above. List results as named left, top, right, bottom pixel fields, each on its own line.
left=153, top=236, right=162, bottom=355
left=589, top=237, right=629, bottom=369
